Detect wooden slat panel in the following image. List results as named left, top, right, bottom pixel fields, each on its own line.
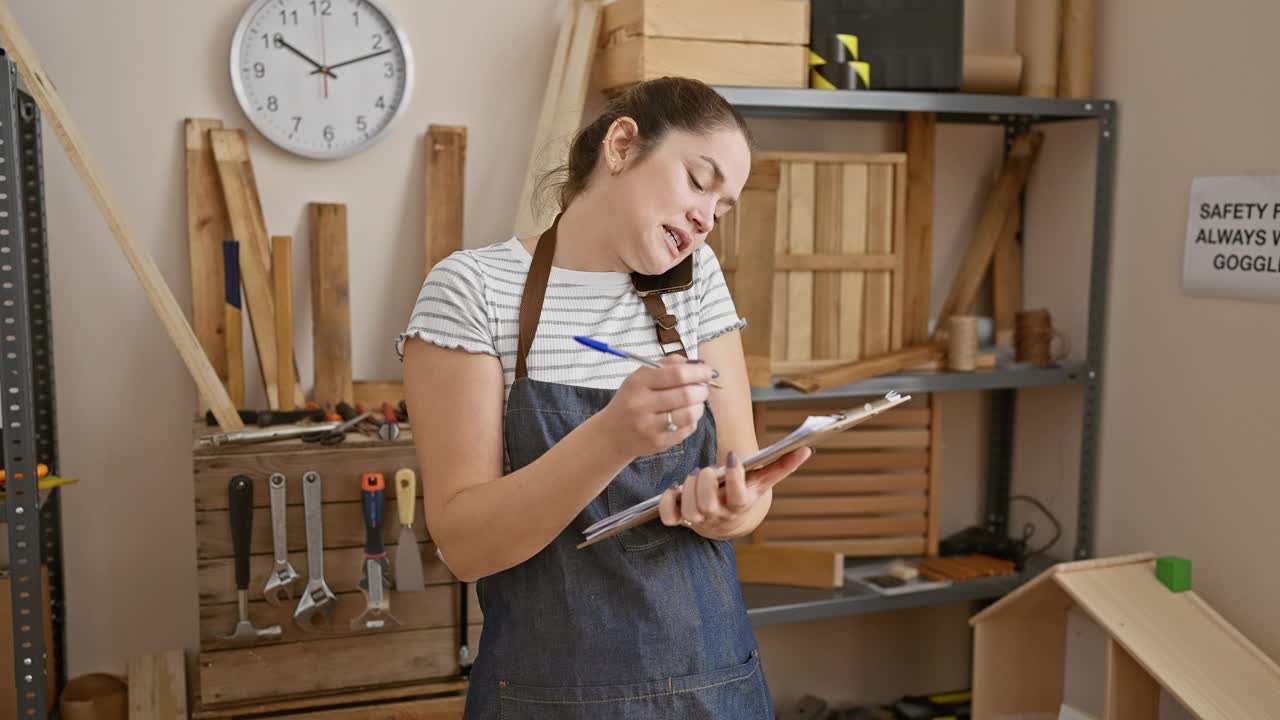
left=736, top=185, right=777, bottom=387
left=812, top=163, right=842, bottom=358
left=194, top=446, right=420, bottom=510
left=771, top=166, right=789, bottom=361
left=310, top=202, right=354, bottom=407
left=769, top=495, right=928, bottom=516
left=198, top=626, right=475, bottom=707
left=800, top=451, right=930, bottom=472
left=200, top=584, right=480, bottom=652
left=197, top=500, right=429, bottom=559
left=863, top=163, right=894, bottom=356
left=785, top=162, right=814, bottom=360
left=839, top=163, right=868, bottom=360
left=199, top=544, right=455, bottom=606
left=191, top=680, right=467, bottom=720
left=757, top=516, right=927, bottom=540
left=891, top=159, right=906, bottom=350
left=185, top=118, right=229, bottom=415
left=774, top=474, right=929, bottom=495
left=721, top=254, right=898, bottom=273
left=927, top=393, right=943, bottom=555
left=770, top=537, right=928, bottom=557
left=764, top=429, right=929, bottom=450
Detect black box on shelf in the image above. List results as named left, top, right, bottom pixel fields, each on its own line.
left=810, top=0, right=965, bottom=91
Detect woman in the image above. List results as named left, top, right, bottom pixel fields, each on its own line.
left=398, top=76, right=811, bottom=719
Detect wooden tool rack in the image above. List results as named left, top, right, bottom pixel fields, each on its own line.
left=189, top=424, right=477, bottom=719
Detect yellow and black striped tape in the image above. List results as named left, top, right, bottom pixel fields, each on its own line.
left=808, top=33, right=870, bottom=90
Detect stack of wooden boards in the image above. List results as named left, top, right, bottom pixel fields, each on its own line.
left=593, top=0, right=810, bottom=95
left=190, top=425, right=476, bottom=718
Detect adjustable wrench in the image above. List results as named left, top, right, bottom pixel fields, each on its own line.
left=263, top=473, right=300, bottom=605
left=293, top=470, right=337, bottom=631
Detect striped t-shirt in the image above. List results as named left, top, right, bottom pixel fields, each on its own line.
left=395, top=237, right=747, bottom=399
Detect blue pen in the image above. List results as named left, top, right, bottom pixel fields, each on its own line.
left=574, top=336, right=723, bottom=389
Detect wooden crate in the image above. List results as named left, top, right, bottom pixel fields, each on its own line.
left=191, top=424, right=480, bottom=713
left=746, top=393, right=942, bottom=557
left=709, top=152, right=908, bottom=387
left=594, top=0, right=810, bottom=93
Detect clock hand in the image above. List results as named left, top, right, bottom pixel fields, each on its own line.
left=276, top=36, right=338, bottom=79
left=308, top=48, right=392, bottom=75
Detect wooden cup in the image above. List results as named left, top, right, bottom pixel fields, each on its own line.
left=947, top=315, right=979, bottom=371
left=1015, top=309, right=1070, bottom=364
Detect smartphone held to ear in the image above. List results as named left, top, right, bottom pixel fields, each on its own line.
left=631, top=255, right=694, bottom=295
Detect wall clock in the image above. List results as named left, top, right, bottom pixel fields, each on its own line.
left=229, top=0, right=414, bottom=160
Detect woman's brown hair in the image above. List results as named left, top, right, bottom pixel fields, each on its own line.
left=534, top=76, right=754, bottom=215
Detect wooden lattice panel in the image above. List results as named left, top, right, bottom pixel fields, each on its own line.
left=709, top=152, right=907, bottom=387
left=747, top=394, right=941, bottom=557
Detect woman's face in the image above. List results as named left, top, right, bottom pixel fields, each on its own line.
left=603, top=123, right=751, bottom=276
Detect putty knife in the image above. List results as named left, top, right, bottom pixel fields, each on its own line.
left=394, top=468, right=425, bottom=592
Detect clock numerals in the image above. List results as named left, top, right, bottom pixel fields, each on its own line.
left=253, top=62, right=266, bottom=79
left=267, top=96, right=279, bottom=112
left=291, top=116, right=303, bottom=134
left=375, top=95, right=385, bottom=110
left=323, top=125, right=335, bottom=143
left=372, top=33, right=383, bottom=50
left=356, top=116, right=368, bottom=133
left=384, top=61, right=395, bottom=78
left=280, top=9, right=299, bottom=25
left=310, top=0, right=333, bottom=16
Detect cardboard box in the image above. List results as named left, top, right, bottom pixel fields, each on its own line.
left=1, top=566, right=56, bottom=715
left=595, top=0, right=811, bottom=93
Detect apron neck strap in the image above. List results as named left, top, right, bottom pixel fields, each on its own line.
left=515, top=214, right=688, bottom=381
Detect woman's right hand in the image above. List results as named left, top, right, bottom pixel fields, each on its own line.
left=595, top=356, right=718, bottom=459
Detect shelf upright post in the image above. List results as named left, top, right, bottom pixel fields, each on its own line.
left=1074, top=101, right=1117, bottom=560
left=0, top=49, right=52, bottom=720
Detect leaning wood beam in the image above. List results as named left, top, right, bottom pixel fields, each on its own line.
left=902, top=112, right=935, bottom=345
left=778, top=344, right=943, bottom=394
left=932, top=131, right=1043, bottom=338
left=424, top=125, right=466, bottom=275
left=185, top=118, right=230, bottom=414
left=0, top=5, right=243, bottom=429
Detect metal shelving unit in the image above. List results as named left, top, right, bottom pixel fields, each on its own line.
left=0, top=48, right=65, bottom=720
left=715, top=85, right=1117, bottom=621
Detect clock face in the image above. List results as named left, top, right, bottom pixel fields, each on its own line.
left=230, top=0, right=414, bottom=159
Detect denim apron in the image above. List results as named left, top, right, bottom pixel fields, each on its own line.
left=461, top=217, right=773, bottom=719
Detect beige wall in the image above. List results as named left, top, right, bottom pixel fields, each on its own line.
left=7, top=0, right=1279, bottom=711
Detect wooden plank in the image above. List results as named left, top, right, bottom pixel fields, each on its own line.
left=927, top=395, right=942, bottom=556
left=734, top=544, right=843, bottom=590
left=198, top=627, right=472, bottom=707
left=777, top=344, right=943, bottom=394
left=774, top=474, right=929, bottom=495
left=513, top=0, right=575, bottom=239
left=516, top=0, right=601, bottom=237
left=839, top=163, right=868, bottom=360
left=756, top=516, right=927, bottom=540
left=768, top=537, right=927, bottom=556
left=197, top=499, right=428, bottom=559
left=601, top=0, right=810, bottom=45
left=800, top=450, right=930, bottom=473
left=863, top=163, right=894, bottom=357
left=902, top=113, right=935, bottom=345
left=424, top=125, right=466, bottom=276
left=186, top=118, right=230, bottom=415
left=933, top=132, right=1044, bottom=335
left=199, top=544, right=455, bottom=606
left=771, top=166, right=790, bottom=361
left=200, top=585, right=480, bottom=652
left=595, top=36, right=807, bottom=93
left=1104, top=636, right=1160, bottom=720
left=310, top=202, right=354, bottom=407
left=193, top=447, right=420, bottom=510
left=0, top=7, right=241, bottom=429
left=720, top=253, right=898, bottom=273
left=993, top=203, right=1023, bottom=350
left=353, top=380, right=404, bottom=408
left=891, top=159, right=906, bottom=351
left=785, top=162, right=814, bottom=361
left=763, top=428, right=929, bottom=450
left=768, top=495, right=927, bottom=516
left=224, top=240, right=245, bottom=408
left=812, top=163, right=842, bottom=358
left=736, top=185, right=776, bottom=387
left=272, top=236, right=295, bottom=411
left=972, top=613, right=1068, bottom=718
left=271, top=694, right=466, bottom=720
left=128, top=650, right=189, bottom=720
left=191, top=680, right=467, bottom=720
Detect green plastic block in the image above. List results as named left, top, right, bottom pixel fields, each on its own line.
left=1156, top=555, right=1192, bottom=593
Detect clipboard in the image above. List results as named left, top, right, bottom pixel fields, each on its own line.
left=577, top=391, right=911, bottom=549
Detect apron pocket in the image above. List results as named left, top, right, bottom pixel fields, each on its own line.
left=497, top=650, right=769, bottom=720
left=605, top=445, right=686, bottom=552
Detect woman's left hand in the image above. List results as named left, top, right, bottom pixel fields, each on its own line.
left=657, top=447, right=813, bottom=539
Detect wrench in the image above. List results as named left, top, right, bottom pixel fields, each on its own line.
left=263, top=473, right=300, bottom=606
left=293, top=470, right=337, bottom=631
